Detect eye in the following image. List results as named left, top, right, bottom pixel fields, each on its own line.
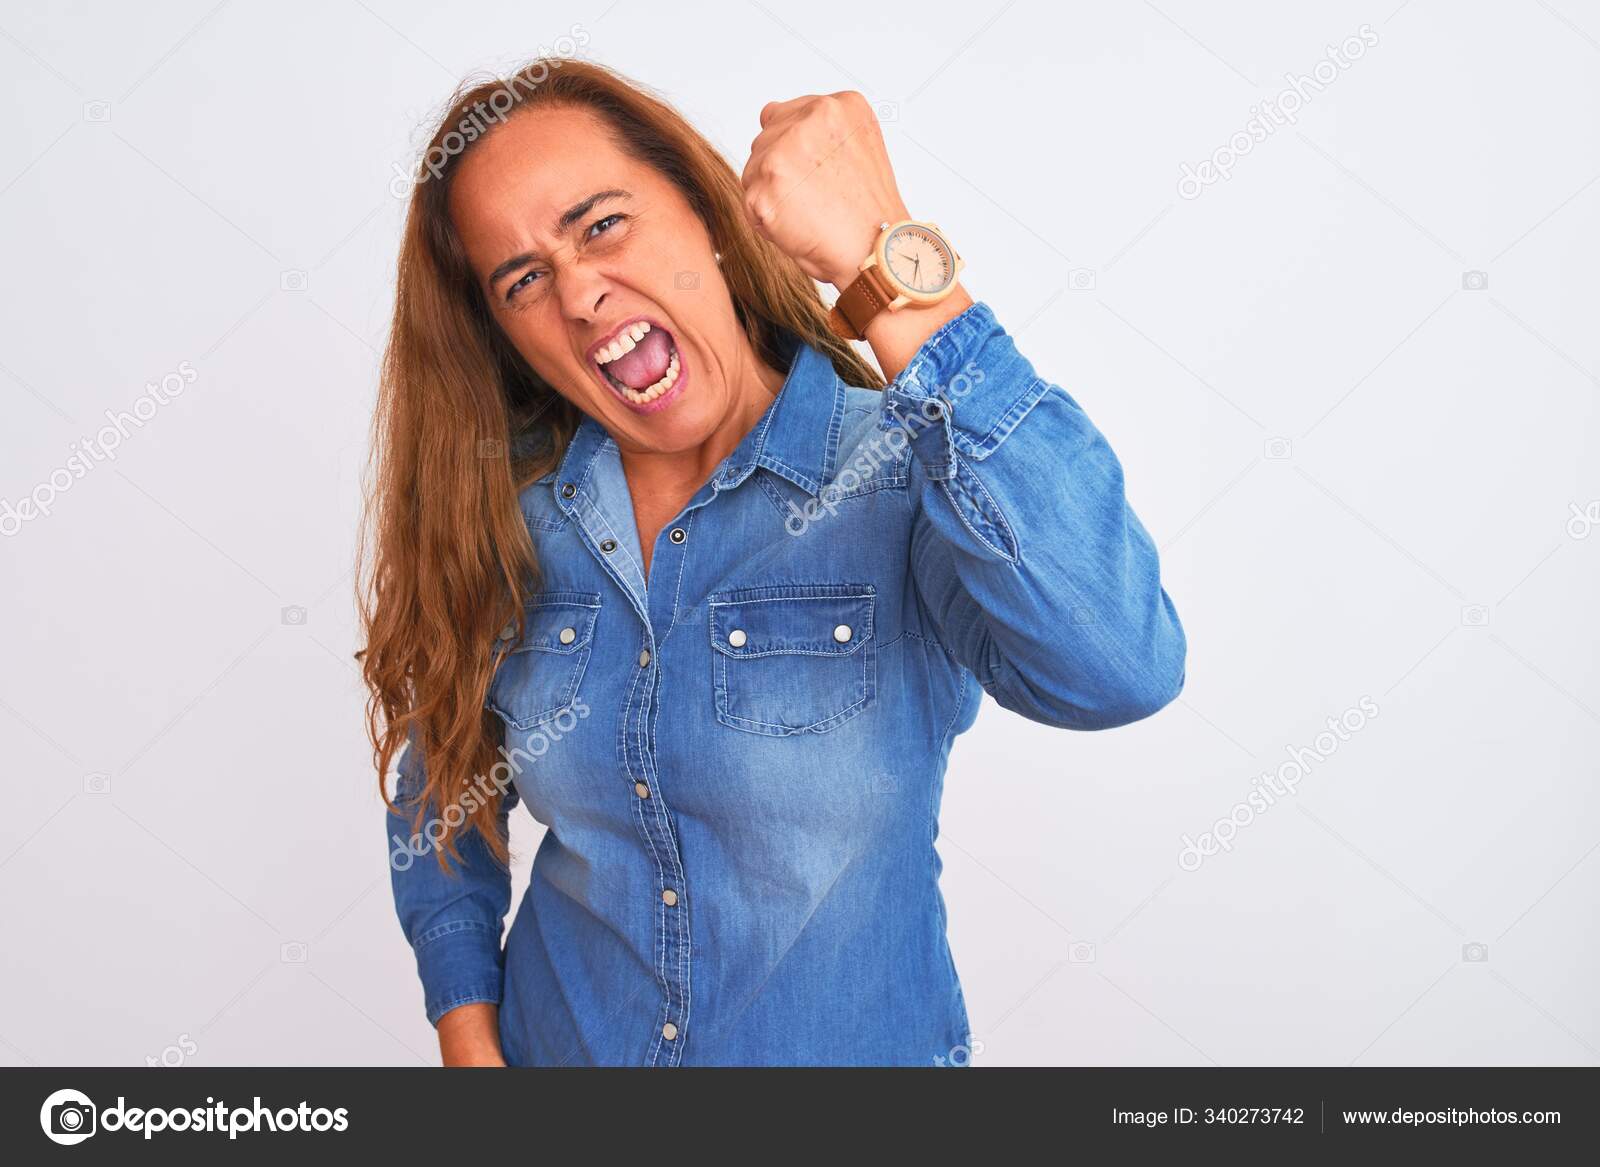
left=588, top=212, right=625, bottom=239
left=505, top=269, right=541, bottom=302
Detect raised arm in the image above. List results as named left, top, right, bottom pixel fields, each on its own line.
left=879, top=299, right=1186, bottom=728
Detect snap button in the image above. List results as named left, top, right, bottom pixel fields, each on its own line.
left=669, top=527, right=686, bottom=544
left=728, top=628, right=747, bottom=648
left=662, top=1022, right=678, bottom=1040
left=600, top=538, right=617, bottom=554
left=661, top=889, right=678, bottom=906
left=639, top=649, right=651, bottom=667
left=634, top=782, right=650, bottom=799
left=559, top=626, right=576, bottom=645
left=499, top=623, right=517, bottom=641
left=833, top=624, right=852, bottom=643
left=560, top=482, right=576, bottom=498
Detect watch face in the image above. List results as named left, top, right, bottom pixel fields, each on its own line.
left=882, top=224, right=955, bottom=295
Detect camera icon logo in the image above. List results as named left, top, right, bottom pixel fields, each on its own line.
left=83, top=101, right=112, bottom=123
left=1068, top=268, right=1097, bottom=292
left=875, top=101, right=899, bottom=123
left=281, top=941, right=308, bottom=963
left=674, top=270, right=700, bottom=290
left=1263, top=437, right=1293, bottom=460
left=1461, top=270, right=1488, bottom=291
left=1069, top=941, right=1097, bottom=964
left=281, top=605, right=308, bottom=626
left=280, top=269, right=309, bottom=292
left=1460, top=604, right=1489, bottom=627
left=40, top=1088, right=97, bottom=1145
left=84, top=772, right=111, bottom=795
left=477, top=438, right=505, bottom=459
left=1462, top=941, right=1489, bottom=963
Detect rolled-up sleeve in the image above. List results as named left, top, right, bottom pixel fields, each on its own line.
left=879, top=299, right=1186, bottom=729
left=386, top=733, right=517, bottom=1025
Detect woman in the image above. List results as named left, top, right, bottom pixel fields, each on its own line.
left=362, top=57, right=1185, bottom=1067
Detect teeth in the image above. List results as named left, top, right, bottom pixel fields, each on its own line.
left=595, top=320, right=651, bottom=365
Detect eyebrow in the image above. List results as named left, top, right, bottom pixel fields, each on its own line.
left=486, top=188, right=633, bottom=290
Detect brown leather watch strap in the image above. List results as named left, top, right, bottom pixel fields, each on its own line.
left=827, top=264, right=898, bottom=341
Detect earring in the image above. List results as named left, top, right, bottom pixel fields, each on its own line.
left=714, top=251, right=722, bottom=264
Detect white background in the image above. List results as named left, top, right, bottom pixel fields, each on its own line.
left=1, top=0, right=1596, bottom=1066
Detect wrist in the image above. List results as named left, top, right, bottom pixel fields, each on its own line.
left=437, top=1001, right=505, bottom=1066
left=826, top=205, right=911, bottom=292
left=860, top=282, right=974, bottom=383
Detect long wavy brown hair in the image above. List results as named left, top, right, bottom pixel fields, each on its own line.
left=360, top=56, right=884, bottom=871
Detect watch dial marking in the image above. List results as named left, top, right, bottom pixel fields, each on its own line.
left=884, top=225, right=953, bottom=294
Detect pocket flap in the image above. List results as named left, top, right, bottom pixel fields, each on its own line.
left=500, top=591, right=600, bottom=655
left=709, top=585, right=874, bottom=658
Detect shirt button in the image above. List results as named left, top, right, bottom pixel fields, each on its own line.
left=833, top=624, right=853, bottom=643
left=634, top=782, right=650, bottom=799
left=661, top=888, right=678, bottom=906
left=662, top=1022, right=678, bottom=1041
left=600, top=538, right=617, bottom=554
left=560, top=482, right=576, bottom=499
left=558, top=626, right=576, bottom=645
left=728, top=628, right=747, bottom=648
left=639, top=648, right=651, bottom=667
left=669, top=527, right=686, bottom=544
left=499, top=623, right=517, bottom=641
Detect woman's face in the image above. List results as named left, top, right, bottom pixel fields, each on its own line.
left=449, top=104, right=759, bottom=454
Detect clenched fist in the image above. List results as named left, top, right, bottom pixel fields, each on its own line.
left=740, top=91, right=912, bottom=290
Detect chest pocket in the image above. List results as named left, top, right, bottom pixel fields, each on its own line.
left=487, top=591, right=601, bottom=731
left=708, top=584, right=876, bottom=736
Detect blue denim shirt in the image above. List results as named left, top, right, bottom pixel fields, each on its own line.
left=386, top=300, right=1185, bottom=1066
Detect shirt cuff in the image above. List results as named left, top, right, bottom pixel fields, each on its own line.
left=412, top=919, right=506, bottom=1026
left=877, top=300, right=1054, bottom=469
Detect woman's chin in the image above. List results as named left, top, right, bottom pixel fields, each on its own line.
left=614, top=390, right=727, bottom=453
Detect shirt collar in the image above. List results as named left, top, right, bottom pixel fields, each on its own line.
left=543, top=327, right=847, bottom=502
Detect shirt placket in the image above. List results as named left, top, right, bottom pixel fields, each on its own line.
left=556, top=468, right=716, bottom=1067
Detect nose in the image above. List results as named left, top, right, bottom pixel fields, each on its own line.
left=554, top=250, right=610, bottom=323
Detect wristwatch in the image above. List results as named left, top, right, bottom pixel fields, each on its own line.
left=827, top=218, right=965, bottom=341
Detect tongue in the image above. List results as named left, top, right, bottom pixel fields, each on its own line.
left=607, top=329, right=672, bottom=390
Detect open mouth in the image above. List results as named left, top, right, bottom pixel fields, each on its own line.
left=591, top=319, right=684, bottom=409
